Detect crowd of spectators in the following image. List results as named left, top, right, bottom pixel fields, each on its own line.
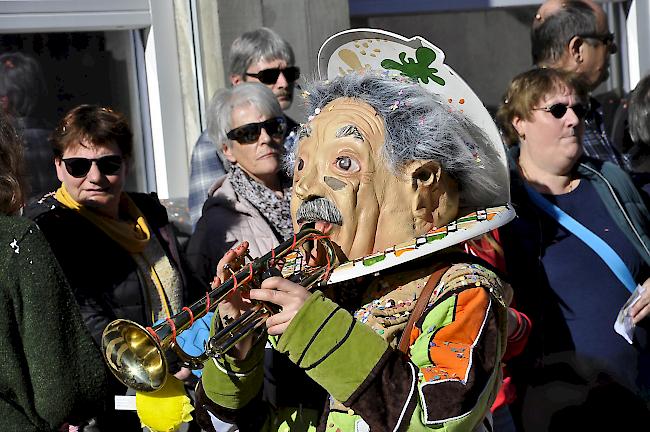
left=1, top=1, right=650, bottom=431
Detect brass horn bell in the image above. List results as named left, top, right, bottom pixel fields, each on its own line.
left=101, top=227, right=337, bottom=392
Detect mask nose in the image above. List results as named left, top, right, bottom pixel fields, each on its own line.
left=294, top=160, right=325, bottom=201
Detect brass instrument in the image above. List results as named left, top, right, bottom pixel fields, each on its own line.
left=101, top=227, right=337, bottom=392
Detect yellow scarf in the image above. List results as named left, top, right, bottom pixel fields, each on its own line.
left=55, top=184, right=150, bottom=253
left=55, top=184, right=179, bottom=320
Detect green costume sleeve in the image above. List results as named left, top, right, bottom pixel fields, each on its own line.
left=276, top=290, right=389, bottom=403
left=201, top=312, right=266, bottom=410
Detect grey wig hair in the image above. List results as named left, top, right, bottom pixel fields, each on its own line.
left=531, top=1, right=599, bottom=66
left=629, top=74, right=650, bottom=146
left=229, top=28, right=295, bottom=78
left=207, top=82, right=284, bottom=149
left=292, top=73, right=508, bottom=209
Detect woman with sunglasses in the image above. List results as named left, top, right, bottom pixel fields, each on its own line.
left=187, top=83, right=294, bottom=285
left=186, top=83, right=325, bottom=420
left=496, top=68, right=650, bottom=429
left=25, top=104, right=201, bottom=431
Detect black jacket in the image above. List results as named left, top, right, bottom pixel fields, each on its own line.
left=26, top=192, right=202, bottom=343
left=25, top=192, right=203, bottom=430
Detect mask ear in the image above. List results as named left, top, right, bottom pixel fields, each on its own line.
left=407, top=160, right=459, bottom=231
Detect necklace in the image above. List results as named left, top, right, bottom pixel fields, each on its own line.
left=565, top=178, right=578, bottom=193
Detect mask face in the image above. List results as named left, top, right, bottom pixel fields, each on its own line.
left=292, top=97, right=457, bottom=260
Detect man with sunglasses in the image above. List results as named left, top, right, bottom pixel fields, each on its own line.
left=189, top=28, right=300, bottom=228
left=531, top=0, right=628, bottom=169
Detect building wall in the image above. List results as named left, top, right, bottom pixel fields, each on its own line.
left=354, top=7, right=537, bottom=114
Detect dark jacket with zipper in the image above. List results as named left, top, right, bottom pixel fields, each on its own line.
left=25, top=192, right=203, bottom=431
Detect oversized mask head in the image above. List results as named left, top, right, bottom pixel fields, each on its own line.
left=292, top=96, right=459, bottom=260
left=289, top=29, right=511, bottom=264
left=290, top=73, right=505, bottom=261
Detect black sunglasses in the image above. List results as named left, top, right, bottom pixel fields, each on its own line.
left=61, top=155, right=123, bottom=178
left=226, top=117, right=287, bottom=144
left=577, top=32, right=615, bottom=46
left=245, top=66, right=300, bottom=85
left=533, top=103, right=589, bottom=120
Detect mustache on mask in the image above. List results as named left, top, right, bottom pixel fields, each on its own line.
left=296, top=198, right=343, bottom=226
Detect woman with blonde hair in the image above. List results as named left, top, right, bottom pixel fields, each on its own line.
left=496, top=68, right=650, bottom=430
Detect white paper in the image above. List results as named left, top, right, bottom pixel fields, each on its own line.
left=614, top=284, right=645, bottom=344
left=114, top=395, right=136, bottom=411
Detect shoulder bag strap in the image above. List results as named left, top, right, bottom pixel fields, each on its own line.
left=525, top=182, right=637, bottom=293
left=398, top=264, right=452, bottom=354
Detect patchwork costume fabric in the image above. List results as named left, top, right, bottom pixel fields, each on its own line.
left=191, top=29, right=514, bottom=432
left=198, top=260, right=508, bottom=431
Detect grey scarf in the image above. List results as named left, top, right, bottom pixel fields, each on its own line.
left=229, top=165, right=293, bottom=241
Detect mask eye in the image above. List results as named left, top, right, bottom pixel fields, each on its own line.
left=334, top=156, right=360, bottom=172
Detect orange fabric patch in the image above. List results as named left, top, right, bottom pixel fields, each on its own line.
left=408, top=327, right=422, bottom=347
left=421, top=287, right=490, bottom=383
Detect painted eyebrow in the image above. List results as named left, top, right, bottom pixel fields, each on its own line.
left=335, top=124, right=364, bottom=141
left=297, top=125, right=311, bottom=140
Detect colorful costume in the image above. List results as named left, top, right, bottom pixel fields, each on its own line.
left=199, top=256, right=509, bottom=431
left=188, top=28, right=517, bottom=432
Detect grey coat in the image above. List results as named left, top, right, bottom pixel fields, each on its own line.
left=186, top=173, right=282, bottom=285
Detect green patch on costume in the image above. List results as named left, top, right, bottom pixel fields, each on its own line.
left=409, top=295, right=456, bottom=366
left=323, top=410, right=361, bottom=431
left=267, top=407, right=320, bottom=432
left=201, top=329, right=266, bottom=410
left=277, top=291, right=388, bottom=402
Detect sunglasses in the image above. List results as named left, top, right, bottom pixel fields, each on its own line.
left=533, top=103, right=589, bottom=120
left=226, top=117, right=287, bottom=144
left=61, top=155, right=123, bottom=178
left=245, top=66, right=300, bottom=85
left=577, top=32, right=615, bottom=46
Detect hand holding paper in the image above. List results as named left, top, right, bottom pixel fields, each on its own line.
left=614, top=283, right=646, bottom=344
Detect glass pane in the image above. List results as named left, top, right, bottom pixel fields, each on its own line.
left=0, top=31, right=144, bottom=202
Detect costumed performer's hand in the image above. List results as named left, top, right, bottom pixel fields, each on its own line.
left=631, top=277, right=650, bottom=324
left=251, top=276, right=311, bottom=335
left=215, top=241, right=256, bottom=359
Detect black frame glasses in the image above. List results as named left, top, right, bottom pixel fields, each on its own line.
left=61, top=155, right=123, bottom=178
left=244, top=66, right=300, bottom=85
left=533, top=103, right=589, bottom=120
left=577, top=32, right=615, bottom=46
left=226, top=117, right=287, bottom=144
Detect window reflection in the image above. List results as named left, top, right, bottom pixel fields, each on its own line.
left=0, top=31, right=141, bottom=201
